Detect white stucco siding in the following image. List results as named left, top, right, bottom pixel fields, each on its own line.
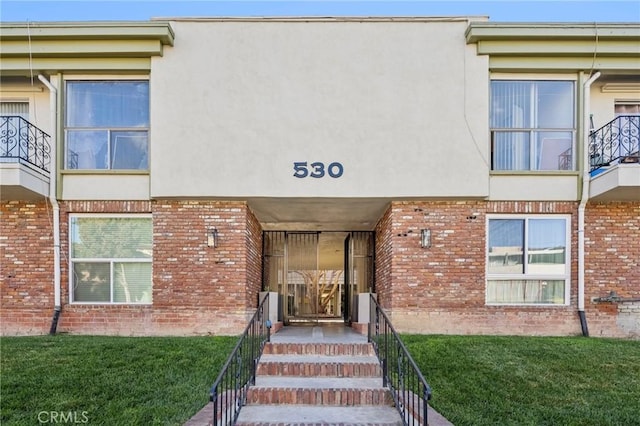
left=62, top=175, right=150, bottom=200
left=150, top=20, right=489, bottom=198
left=0, top=83, right=52, bottom=135
left=590, top=82, right=640, bottom=130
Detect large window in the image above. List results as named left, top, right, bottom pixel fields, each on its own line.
left=70, top=215, right=152, bottom=304
left=491, top=80, right=575, bottom=171
left=487, top=216, right=570, bottom=305
left=65, top=81, right=149, bottom=170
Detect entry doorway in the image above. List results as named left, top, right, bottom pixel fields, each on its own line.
left=262, top=231, right=374, bottom=325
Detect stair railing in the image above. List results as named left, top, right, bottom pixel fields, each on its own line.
left=209, top=293, right=271, bottom=425
left=368, top=294, right=432, bottom=426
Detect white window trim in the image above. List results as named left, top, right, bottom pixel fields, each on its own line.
left=490, top=80, right=577, bottom=172
left=68, top=213, right=152, bottom=305
left=485, top=214, right=571, bottom=306
left=63, top=79, right=150, bottom=171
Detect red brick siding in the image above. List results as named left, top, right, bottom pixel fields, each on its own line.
left=380, top=201, right=584, bottom=336
left=584, top=202, right=640, bottom=338
left=374, top=205, right=393, bottom=309
left=3, top=197, right=637, bottom=338
left=0, top=200, right=54, bottom=334
left=2, top=199, right=261, bottom=336
left=245, top=207, right=264, bottom=308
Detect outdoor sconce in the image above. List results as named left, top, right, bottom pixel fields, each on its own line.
left=207, top=228, right=219, bottom=248
left=420, top=229, right=431, bottom=248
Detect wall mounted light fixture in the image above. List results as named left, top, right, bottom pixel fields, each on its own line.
left=207, top=228, right=219, bottom=248
left=420, top=229, right=431, bottom=248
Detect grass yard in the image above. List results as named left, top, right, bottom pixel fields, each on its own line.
left=1, top=335, right=237, bottom=425
left=403, top=335, right=640, bottom=426
left=1, top=334, right=639, bottom=425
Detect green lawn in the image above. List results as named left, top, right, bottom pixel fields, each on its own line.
left=403, top=335, right=640, bottom=426
left=0, top=335, right=237, bottom=425
left=2, top=334, right=639, bottom=426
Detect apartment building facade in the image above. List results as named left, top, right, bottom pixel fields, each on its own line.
left=1, top=18, right=638, bottom=337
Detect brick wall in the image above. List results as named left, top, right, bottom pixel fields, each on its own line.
left=2, top=199, right=262, bottom=336
left=3, top=197, right=637, bottom=338
left=374, top=205, right=393, bottom=309
left=584, top=202, right=640, bottom=338
left=245, top=207, right=263, bottom=308
left=378, top=200, right=584, bottom=336
left=0, top=200, right=54, bottom=335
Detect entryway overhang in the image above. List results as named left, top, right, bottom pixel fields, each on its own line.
left=248, top=197, right=391, bottom=231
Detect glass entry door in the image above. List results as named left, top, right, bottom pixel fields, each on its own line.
left=262, top=231, right=372, bottom=325
left=286, top=233, right=320, bottom=321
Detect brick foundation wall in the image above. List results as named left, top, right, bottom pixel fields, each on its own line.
left=245, top=207, right=263, bottom=308
left=374, top=205, right=393, bottom=309
left=3, top=197, right=637, bottom=338
left=584, top=202, right=640, bottom=338
left=378, top=200, right=585, bottom=336
left=0, top=200, right=54, bottom=335
left=2, top=199, right=262, bottom=336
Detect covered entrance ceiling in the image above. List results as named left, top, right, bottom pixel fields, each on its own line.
left=247, top=197, right=391, bottom=231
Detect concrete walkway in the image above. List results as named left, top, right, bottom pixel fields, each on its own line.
left=185, top=324, right=452, bottom=426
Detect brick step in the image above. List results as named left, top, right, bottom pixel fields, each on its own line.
left=235, top=405, right=403, bottom=426
left=263, top=342, right=375, bottom=356
left=246, top=387, right=394, bottom=406
left=257, top=354, right=382, bottom=377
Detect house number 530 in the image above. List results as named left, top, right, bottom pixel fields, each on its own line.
left=293, top=161, right=344, bottom=178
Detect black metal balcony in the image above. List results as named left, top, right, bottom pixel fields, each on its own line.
left=0, top=116, right=51, bottom=173
left=590, top=115, right=640, bottom=172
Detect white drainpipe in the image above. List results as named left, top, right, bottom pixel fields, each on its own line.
left=38, top=74, right=61, bottom=334
left=578, top=71, right=601, bottom=337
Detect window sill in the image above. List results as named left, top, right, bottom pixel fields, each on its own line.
left=485, top=302, right=569, bottom=307
left=490, top=170, right=579, bottom=176
left=62, top=170, right=149, bottom=175
left=68, top=302, right=152, bottom=306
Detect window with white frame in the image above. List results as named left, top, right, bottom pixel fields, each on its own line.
left=70, top=215, right=152, bottom=304
left=65, top=80, right=149, bottom=170
left=491, top=80, right=575, bottom=171
left=487, top=215, right=570, bottom=305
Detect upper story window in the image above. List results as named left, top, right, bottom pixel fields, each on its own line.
left=491, top=81, right=575, bottom=171
left=65, top=81, right=149, bottom=170
left=486, top=215, right=570, bottom=305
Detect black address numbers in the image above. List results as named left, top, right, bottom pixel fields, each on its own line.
left=293, top=161, right=344, bottom=178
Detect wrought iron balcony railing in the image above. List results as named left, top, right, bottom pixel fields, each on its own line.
left=590, top=115, right=640, bottom=172
left=0, top=116, right=51, bottom=173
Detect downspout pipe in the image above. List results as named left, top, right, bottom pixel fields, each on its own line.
left=38, top=74, right=61, bottom=335
left=578, top=71, right=601, bottom=337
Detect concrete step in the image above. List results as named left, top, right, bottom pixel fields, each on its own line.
left=257, top=354, right=382, bottom=377
left=263, top=342, right=374, bottom=355
left=235, top=405, right=403, bottom=425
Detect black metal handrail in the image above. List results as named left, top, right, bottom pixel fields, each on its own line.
left=209, top=294, right=271, bottom=425
left=590, top=115, right=639, bottom=171
left=0, top=116, right=51, bottom=173
left=368, top=294, right=432, bottom=426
